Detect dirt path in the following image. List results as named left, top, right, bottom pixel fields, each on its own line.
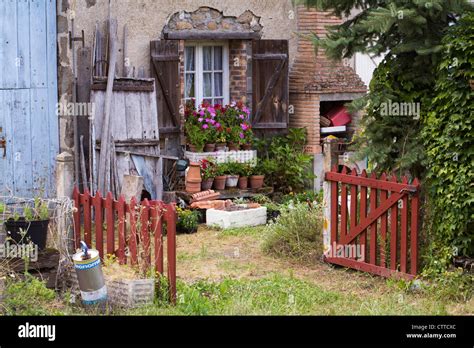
left=177, top=226, right=395, bottom=298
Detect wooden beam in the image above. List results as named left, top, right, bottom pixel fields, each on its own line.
left=325, top=171, right=419, bottom=193
left=253, top=53, right=288, bottom=60
left=324, top=256, right=415, bottom=280
left=162, top=30, right=261, bottom=40
left=344, top=192, right=403, bottom=243
left=97, top=18, right=118, bottom=195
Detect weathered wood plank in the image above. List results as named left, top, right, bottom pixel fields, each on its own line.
left=29, top=0, right=47, bottom=88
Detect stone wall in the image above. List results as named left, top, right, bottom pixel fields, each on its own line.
left=165, top=7, right=262, bottom=34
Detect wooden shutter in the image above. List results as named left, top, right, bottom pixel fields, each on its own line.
left=150, top=40, right=180, bottom=134
left=252, top=40, right=289, bottom=129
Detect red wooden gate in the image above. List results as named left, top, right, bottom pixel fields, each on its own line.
left=324, top=167, right=420, bottom=279
left=72, top=188, right=176, bottom=302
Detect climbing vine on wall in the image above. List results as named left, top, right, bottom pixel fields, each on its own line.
left=422, top=13, right=474, bottom=257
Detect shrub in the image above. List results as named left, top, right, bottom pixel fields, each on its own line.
left=177, top=208, right=201, bottom=233
left=263, top=203, right=323, bottom=263
left=255, top=128, right=314, bottom=193
left=422, top=13, right=474, bottom=257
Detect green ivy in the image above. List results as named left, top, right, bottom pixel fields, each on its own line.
left=422, top=13, right=474, bottom=256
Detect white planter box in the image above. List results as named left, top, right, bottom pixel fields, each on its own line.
left=184, top=150, right=256, bottom=164
left=206, top=207, right=267, bottom=229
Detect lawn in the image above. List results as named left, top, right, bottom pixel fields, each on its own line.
left=2, top=225, right=472, bottom=315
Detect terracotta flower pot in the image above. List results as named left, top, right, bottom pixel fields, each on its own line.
left=241, top=144, right=252, bottom=150
left=186, top=181, right=201, bottom=193
left=226, top=175, right=239, bottom=188
left=186, top=162, right=202, bottom=193
left=201, top=178, right=214, bottom=191
left=238, top=176, right=248, bottom=189
left=204, top=143, right=216, bottom=152
left=227, top=142, right=240, bottom=151
left=213, top=175, right=227, bottom=190
left=215, top=142, right=226, bottom=151
left=249, top=175, right=265, bottom=189
left=187, top=162, right=201, bottom=181
left=189, top=144, right=203, bottom=152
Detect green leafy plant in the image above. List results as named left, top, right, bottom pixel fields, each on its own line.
left=421, top=13, right=474, bottom=257
left=22, top=198, right=49, bottom=221
left=177, top=208, right=201, bottom=233
left=185, top=123, right=207, bottom=151
left=220, top=161, right=241, bottom=176
left=3, top=275, right=60, bottom=315
left=237, top=163, right=253, bottom=177
left=255, top=128, right=314, bottom=192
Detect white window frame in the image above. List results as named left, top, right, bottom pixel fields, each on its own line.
left=184, top=41, right=230, bottom=106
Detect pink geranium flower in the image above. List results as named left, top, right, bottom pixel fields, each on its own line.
left=202, top=124, right=209, bottom=129
left=241, top=123, right=248, bottom=131
left=239, top=133, right=245, bottom=139
left=198, top=118, right=203, bottom=122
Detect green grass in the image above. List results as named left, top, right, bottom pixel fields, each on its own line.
left=120, top=274, right=450, bottom=316
left=214, top=225, right=267, bottom=238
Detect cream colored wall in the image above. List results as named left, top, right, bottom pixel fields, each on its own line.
left=70, top=0, right=298, bottom=76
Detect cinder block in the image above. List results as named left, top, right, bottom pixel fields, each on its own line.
left=69, top=271, right=154, bottom=308
left=206, top=207, right=267, bottom=229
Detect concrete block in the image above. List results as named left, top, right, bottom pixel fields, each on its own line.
left=106, top=278, right=155, bottom=308
left=206, top=207, right=267, bottom=229
left=69, top=271, right=154, bottom=308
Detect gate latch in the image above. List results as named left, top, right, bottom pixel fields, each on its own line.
left=0, top=137, right=6, bottom=158
left=400, top=187, right=417, bottom=195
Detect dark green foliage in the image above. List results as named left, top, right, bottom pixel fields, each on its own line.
left=302, top=0, right=472, bottom=175
left=255, top=128, right=314, bottom=193
left=422, top=13, right=474, bottom=256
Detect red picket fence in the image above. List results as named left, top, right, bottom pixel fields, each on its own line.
left=72, top=187, right=176, bottom=303
left=324, top=166, right=420, bottom=279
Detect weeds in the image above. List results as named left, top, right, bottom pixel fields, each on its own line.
left=263, top=203, right=323, bottom=263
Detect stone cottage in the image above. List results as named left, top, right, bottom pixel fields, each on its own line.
left=0, top=0, right=367, bottom=198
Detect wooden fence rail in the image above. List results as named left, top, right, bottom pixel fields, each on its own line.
left=324, top=167, right=420, bottom=280
left=72, top=187, right=176, bottom=303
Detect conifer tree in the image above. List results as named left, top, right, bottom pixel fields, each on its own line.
left=302, top=0, right=473, bottom=176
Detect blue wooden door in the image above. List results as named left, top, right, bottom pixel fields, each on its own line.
left=0, top=0, right=58, bottom=197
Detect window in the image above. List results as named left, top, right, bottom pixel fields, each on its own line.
left=184, top=42, right=229, bottom=106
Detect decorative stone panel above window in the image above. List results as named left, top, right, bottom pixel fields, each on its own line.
left=163, top=7, right=263, bottom=40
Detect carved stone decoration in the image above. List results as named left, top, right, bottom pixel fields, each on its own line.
left=163, top=7, right=262, bottom=38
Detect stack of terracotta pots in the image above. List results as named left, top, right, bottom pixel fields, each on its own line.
left=186, top=162, right=202, bottom=193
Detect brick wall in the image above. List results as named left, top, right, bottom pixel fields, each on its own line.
left=289, top=6, right=366, bottom=154
left=229, top=40, right=248, bottom=103
left=290, top=93, right=321, bottom=153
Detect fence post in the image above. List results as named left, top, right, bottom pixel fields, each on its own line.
left=166, top=203, right=177, bottom=304
left=322, top=138, right=339, bottom=256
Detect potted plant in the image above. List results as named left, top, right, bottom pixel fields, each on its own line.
left=200, top=158, right=216, bottom=191
left=176, top=208, right=201, bottom=234
left=223, top=161, right=240, bottom=188
left=237, top=163, right=252, bottom=189
left=239, top=122, right=253, bottom=150
left=215, top=131, right=227, bottom=151
left=185, top=123, right=207, bottom=152
left=213, top=163, right=227, bottom=190
left=249, top=161, right=266, bottom=189
left=204, top=126, right=217, bottom=152
left=4, top=198, right=50, bottom=250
